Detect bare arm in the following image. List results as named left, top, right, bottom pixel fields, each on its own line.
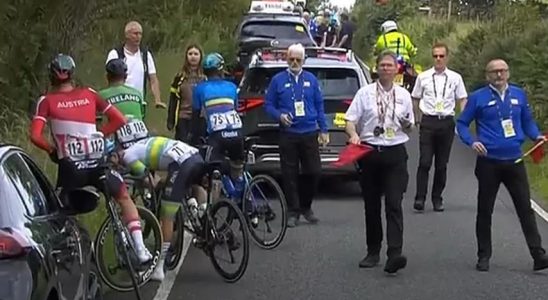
left=458, top=97, right=468, bottom=113
left=412, top=97, right=422, bottom=124
left=149, top=74, right=165, bottom=108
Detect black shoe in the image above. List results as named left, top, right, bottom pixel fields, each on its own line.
left=476, top=257, right=489, bottom=272
left=359, top=253, right=380, bottom=268
left=433, top=201, right=444, bottom=212
left=302, top=210, right=319, bottom=224
left=384, top=255, right=407, bottom=274
left=533, top=254, right=548, bottom=271
left=287, top=215, right=299, bottom=228
left=413, top=199, right=425, bottom=211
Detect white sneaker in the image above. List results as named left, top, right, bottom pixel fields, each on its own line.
left=150, top=264, right=165, bottom=282
left=136, top=247, right=153, bottom=264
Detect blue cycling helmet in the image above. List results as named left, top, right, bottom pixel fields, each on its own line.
left=202, top=53, right=225, bottom=71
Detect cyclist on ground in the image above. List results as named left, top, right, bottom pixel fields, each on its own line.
left=109, top=136, right=235, bottom=281
left=99, top=58, right=150, bottom=149
left=29, top=54, right=152, bottom=263
left=374, top=20, right=417, bottom=63
left=192, top=53, right=245, bottom=197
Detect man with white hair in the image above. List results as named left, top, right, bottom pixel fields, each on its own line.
left=265, top=43, right=329, bottom=228
left=106, top=21, right=166, bottom=114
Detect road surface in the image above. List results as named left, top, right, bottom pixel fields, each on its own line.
left=105, top=132, right=548, bottom=300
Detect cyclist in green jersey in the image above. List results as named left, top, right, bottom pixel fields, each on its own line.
left=109, top=136, right=213, bottom=281
left=99, top=59, right=150, bottom=149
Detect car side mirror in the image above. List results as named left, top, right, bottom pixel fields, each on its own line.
left=60, top=188, right=100, bottom=216
left=371, top=72, right=379, bottom=80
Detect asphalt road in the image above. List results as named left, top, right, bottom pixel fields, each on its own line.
left=105, top=132, right=548, bottom=300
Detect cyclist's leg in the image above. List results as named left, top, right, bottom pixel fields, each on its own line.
left=153, top=154, right=206, bottom=281
left=206, top=133, right=227, bottom=201
left=226, top=133, right=246, bottom=194
left=101, top=168, right=152, bottom=263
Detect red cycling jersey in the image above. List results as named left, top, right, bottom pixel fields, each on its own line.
left=30, top=87, right=126, bottom=158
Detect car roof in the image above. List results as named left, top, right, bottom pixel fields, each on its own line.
left=247, top=47, right=362, bottom=69
left=249, top=58, right=358, bottom=69
left=240, top=13, right=306, bottom=23
left=0, top=144, right=15, bottom=158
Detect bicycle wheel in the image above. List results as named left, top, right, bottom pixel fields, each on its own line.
left=95, top=206, right=162, bottom=292
left=207, top=199, right=249, bottom=283
left=165, top=207, right=185, bottom=271
left=242, top=174, right=287, bottom=250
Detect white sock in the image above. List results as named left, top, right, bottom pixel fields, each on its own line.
left=158, top=242, right=170, bottom=265
left=128, top=220, right=145, bottom=250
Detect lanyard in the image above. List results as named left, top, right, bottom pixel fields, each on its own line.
left=432, top=73, right=448, bottom=99
left=490, top=89, right=513, bottom=121
left=288, top=71, right=305, bottom=102
left=376, top=83, right=396, bottom=127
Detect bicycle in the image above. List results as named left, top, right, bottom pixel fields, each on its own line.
left=157, top=159, right=250, bottom=282
left=201, top=136, right=288, bottom=250
left=92, top=147, right=162, bottom=297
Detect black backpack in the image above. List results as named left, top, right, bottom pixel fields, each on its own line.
left=114, top=45, right=150, bottom=98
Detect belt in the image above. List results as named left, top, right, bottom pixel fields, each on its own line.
left=422, top=114, right=454, bottom=120
left=361, top=142, right=404, bottom=152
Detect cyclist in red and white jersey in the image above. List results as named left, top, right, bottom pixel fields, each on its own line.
left=29, top=54, right=152, bottom=263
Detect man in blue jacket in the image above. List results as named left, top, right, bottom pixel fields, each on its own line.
left=265, top=43, right=329, bottom=227
left=457, top=59, right=548, bottom=272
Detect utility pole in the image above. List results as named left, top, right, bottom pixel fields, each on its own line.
left=447, top=0, right=452, bottom=21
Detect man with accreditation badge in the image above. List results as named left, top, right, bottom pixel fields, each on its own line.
left=344, top=50, right=414, bottom=274
left=411, top=42, right=468, bottom=212
left=457, top=58, right=548, bottom=272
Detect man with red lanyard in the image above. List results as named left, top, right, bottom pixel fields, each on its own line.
left=30, top=54, right=152, bottom=263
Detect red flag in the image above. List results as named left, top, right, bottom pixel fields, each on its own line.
left=331, top=144, right=374, bottom=168
left=530, top=135, right=547, bottom=164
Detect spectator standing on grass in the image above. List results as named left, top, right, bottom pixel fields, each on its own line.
left=167, top=44, right=206, bottom=145
left=456, top=58, right=548, bottom=272
left=106, top=21, right=166, bottom=114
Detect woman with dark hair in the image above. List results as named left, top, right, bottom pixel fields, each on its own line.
left=167, top=43, right=206, bottom=144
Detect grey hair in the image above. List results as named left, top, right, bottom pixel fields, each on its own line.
left=287, top=43, right=305, bottom=59
left=376, top=50, right=398, bottom=66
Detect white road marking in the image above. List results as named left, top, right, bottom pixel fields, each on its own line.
left=531, top=199, right=548, bottom=223
left=152, top=230, right=193, bottom=300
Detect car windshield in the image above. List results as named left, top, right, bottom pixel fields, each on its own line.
left=240, top=67, right=360, bottom=99
left=241, top=21, right=309, bottom=40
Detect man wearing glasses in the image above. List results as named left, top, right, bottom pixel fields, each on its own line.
left=411, top=42, right=468, bottom=212
left=345, top=50, right=414, bottom=274
left=457, top=59, right=548, bottom=272
left=265, top=43, right=329, bottom=228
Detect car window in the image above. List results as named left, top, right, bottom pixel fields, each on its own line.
left=20, top=154, right=59, bottom=213
left=241, top=21, right=309, bottom=40
left=240, top=67, right=360, bottom=99
left=0, top=165, right=30, bottom=229
left=2, top=153, right=49, bottom=217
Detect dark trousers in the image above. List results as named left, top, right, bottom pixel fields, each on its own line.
left=474, top=157, right=545, bottom=259
left=415, top=115, right=455, bottom=203
left=175, top=118, right=191, bottom=143
left=358, top=143, right=408, bottom=258
left=279, top=131, right=321, bottom=217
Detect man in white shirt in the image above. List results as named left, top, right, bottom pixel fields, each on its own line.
left=345, top=50, right=414, bottom=275
left=411, top=42, right=467, bottom=212
left=106, top=21, right=166, bottom=112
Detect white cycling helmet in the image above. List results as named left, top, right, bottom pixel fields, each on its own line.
left=380, top=20, right=398, bottom=33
